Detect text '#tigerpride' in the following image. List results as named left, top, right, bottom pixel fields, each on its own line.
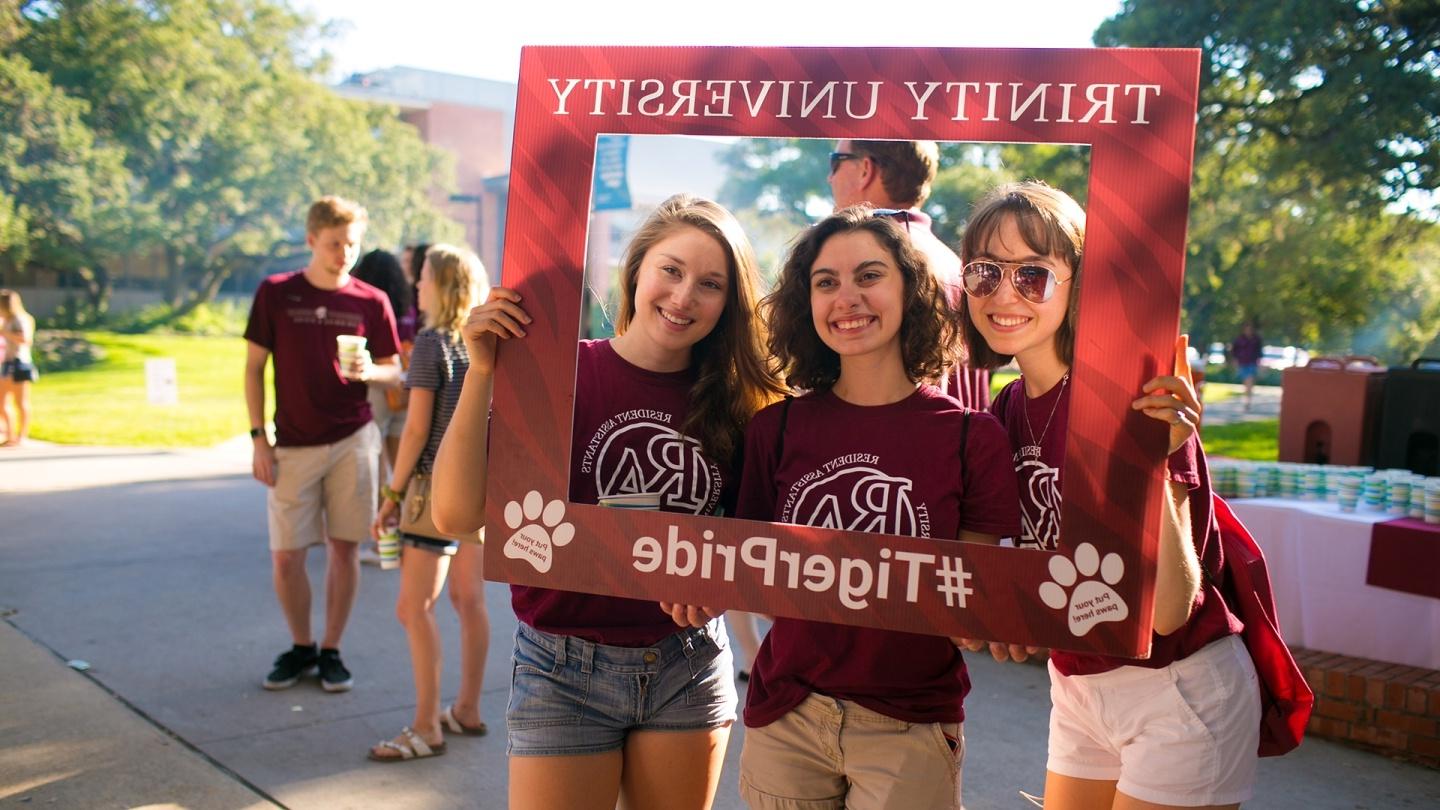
left=631, top=525, right=974, bottom=611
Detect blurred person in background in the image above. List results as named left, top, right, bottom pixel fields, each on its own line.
left=1229, top=320, right=1262, bottom=412
left=0, top=289, right=37, bottom=447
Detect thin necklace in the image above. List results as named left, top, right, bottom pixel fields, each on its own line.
left=1024, top=373, right=1070, bottom=448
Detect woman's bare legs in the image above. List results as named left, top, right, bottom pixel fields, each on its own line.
left=394, top=545, right=449, bottom=745
left=510, top=752, right=623, bottom=810
left=620, top=727, right=732, bottom=810
left=1044, top=771, right=1240, bottom=810
left=12, top=380, right=29, bottom=444
left=447, top=541, right=489, bottom=727
left=509, top=725, right=730, bottom=810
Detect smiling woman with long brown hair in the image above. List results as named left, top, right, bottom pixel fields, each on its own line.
left=432, top=194, right=784, bottom=810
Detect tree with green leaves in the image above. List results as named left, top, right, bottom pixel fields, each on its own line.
left=9, top=0, right=463, bottom=319
left=1096, top=0, right=1440, bottom=360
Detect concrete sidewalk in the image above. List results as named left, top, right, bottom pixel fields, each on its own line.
left=3, top=441, right=1439, bottom=809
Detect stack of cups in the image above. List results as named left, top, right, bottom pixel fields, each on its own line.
left=1278, top=465, right=1299, bottom=499
left=1302, top=468, right=1325, bottom=501
left=1407, top=474, right=1427, bottom=519
left=1424, top=479, right=1440, bottom=525
left=1389, top=476, right=1413, bottom=517
left=1236, top=464, right=1256, bottom=499
left=1213, top=462, right=1236, bottom=498
left=1362, top=473, right=1388, bottom=512
left=377, top=527, right=401, bottom=570
left=1336, top=473, right=1362, bottom=512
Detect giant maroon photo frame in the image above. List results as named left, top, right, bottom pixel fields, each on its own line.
left=485, top=46, right=1200, bottom=657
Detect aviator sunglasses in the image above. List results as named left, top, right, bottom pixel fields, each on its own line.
left=962, top=260, right=1072, bottom=304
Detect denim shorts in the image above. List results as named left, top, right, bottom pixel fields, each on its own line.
left=401, top=532, right=458, bottom=556
left=506, top=619, right=738, bottom=756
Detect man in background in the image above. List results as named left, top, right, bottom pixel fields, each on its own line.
left=828, top=139, right=991, bottom=409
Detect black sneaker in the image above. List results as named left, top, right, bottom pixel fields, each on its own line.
left=318, top=648, right=353, bottom=693
left=263, top=643, right=318, bottom=690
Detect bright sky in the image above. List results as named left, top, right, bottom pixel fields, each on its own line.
left=300, top=0, right=1125, bottom=83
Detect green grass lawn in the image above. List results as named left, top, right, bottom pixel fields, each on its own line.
left=33, top=332, right=256, bottom=447
left=1200, top=381, right=1239, bottom=404
left=1201, top=418, right=1279, bottom=461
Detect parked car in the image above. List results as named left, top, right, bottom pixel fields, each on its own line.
left=1260, top=345, right=1310, bottom=370
left=1207, top=341, right=1227, bottom=366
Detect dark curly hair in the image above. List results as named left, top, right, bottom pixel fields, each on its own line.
left=764, top=205, right=956, bottom=391
left=351, top=249, right=412, bottom=319
left=958, top=182, right=1085, bottom=369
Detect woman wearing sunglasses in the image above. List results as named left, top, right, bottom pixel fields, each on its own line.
left=432, top=194, right=784, bottom=810
left=958, top=182, right=1259, bottom=809
left=715, top=206, right=1021, bottom=809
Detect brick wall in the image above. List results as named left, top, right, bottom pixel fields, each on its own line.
left=1295, top=647, right=1440, bottom=767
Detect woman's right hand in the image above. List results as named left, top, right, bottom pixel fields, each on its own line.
left=372, top=498, right=398, bottom=540
left=463, top=287, right=531, bottom=374
left=661, top=602, right=722, bottom=628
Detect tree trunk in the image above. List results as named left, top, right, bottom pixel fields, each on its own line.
left=164, top=245, right=184, bottom=308
left=74, top=262, right=113, bottom=318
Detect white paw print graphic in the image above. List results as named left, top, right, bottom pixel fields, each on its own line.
left=503, top=491, right=575, bottom=574
left=1039, top=543, right=1129, bottom=637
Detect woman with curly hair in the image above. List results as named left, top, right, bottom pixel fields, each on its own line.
left=727, top=206, right=1021, bottom=809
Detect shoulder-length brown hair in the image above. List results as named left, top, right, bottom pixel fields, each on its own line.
left=763, top=205, right=955, bottom=391
left=958, top=182, right=1086, bottom=369
left=615, top=194, right=786, bottom=467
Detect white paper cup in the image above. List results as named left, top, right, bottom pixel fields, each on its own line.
left=336, top=335, right=366, bottom=379
left=597, top=492, right=662, bottom=510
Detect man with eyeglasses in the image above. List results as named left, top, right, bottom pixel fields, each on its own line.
left=828, top=139, right=991, bottom=409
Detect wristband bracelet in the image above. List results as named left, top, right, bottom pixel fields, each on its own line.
left=380, top=483, right=404, bottom=504
left=249, top=427, right=264, bottom=439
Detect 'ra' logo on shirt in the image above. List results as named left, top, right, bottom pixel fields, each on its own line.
left=594, top=422, right=718, bottom=514
left=787, top=466, right=925, bottom=537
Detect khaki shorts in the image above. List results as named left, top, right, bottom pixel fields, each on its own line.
left=1047, top=634, right=1260, bottom=806
left=267, top=422, right=381, bottom=551
left=740, top=693, right=964, bottom=810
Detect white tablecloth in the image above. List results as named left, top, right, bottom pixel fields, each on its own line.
left=1232, top=498, right=1440, bottom=670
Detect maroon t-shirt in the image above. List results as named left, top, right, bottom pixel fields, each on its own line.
left=244, top=271, right=399, bottom=447
left=990, top=378, right=1241, bottom=675
left=510, top=339, right=733, bottom=646
left=739, top=386, right=1022, bottom=727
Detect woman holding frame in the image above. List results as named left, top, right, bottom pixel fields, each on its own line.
left=688, top=206, right=1022, bottom=809
left=433, top=194, right=784, bottom=810
left=958, top=181, right=1259, bottom=809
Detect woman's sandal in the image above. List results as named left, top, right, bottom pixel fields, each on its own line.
left=441, top=705, right=488, bottom=736
left=367, top=727, right=447, bottom=762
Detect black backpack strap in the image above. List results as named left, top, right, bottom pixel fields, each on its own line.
left=774, top=396, right=793, bottom=461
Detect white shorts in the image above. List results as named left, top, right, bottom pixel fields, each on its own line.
left=1047, top=634, right=1260, bottom=807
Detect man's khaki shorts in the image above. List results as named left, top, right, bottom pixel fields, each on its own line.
left=267, top=422, right=381, bottom=551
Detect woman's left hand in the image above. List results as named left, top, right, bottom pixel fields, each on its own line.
left=660, top=602, right=721, bottom=628
left=1132, top=335, right=1202, bottom=455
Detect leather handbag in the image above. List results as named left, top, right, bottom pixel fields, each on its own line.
left=399, top=473, right=480, bottom=543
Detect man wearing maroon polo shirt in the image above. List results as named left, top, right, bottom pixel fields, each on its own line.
left=244, top=196, right=401, bottom=693
left=827, top=139, right=991, bottom=410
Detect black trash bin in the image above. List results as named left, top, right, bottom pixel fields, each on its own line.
left=1376, top=358, right=1440, bottom=475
